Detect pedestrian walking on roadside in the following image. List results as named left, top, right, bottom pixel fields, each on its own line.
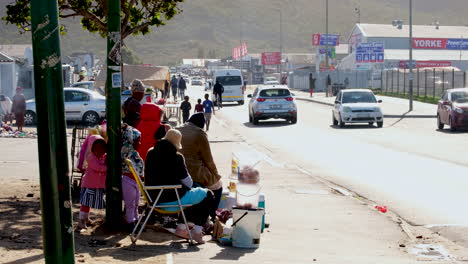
left=78, top=135, right=107, bottom=230
left=171, top=75, right=178, bottom=101
left=194, top=99, right=204, bottom=113
left=164, top=79, right=170, bottom=99
left=202, top=94, right=215, bottom=131
left=178, top=75, right=187, bottom=100
left=12, top=87, right=26, bottom=132
left=0, top=95, right=12, bottom=125
left=121, top=125, right=144, bottom=232
left=309, top=73, right=316, bottom=98
left=326, top=74, right=332, bottom=97
left=344, top=77, right=350, bottom=89
left=180, top=96, right=192, bottom=123
left=213, top=80, right=224, bottom=109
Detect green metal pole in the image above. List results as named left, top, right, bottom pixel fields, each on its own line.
left=30, top=0, right=75, bottom=263
left=105, top=0, right=123, bottom=226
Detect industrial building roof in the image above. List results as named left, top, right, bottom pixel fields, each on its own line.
left=357, top=24, right=468, bottom=38
left=0, top=52, right=14, bottom=63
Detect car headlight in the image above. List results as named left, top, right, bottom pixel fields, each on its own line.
left=454, top=107, right=464, bottom=114
left=342, top=106, right=352, bottom=113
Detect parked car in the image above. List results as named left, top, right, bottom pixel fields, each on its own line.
left=71, top=81, right=105, bottom=95
left=332, top=89, right=383, bottom=128
left=248, top=85, right=297, bottom=125
left=437, top=88, right=468, bottom=131
left=25, top=88, right=106, bottom=126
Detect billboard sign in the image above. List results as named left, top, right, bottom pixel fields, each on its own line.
left=312, top=34, right=340, bottom=46
left=261, top=52, right=282, bottom=65
left=356, top=43, right=384, bottom=63
left=317, top=47, right=337, bottom=71
left=412, top=38, right=468, bottom=50
left=399, top=60, right=452, bottom=69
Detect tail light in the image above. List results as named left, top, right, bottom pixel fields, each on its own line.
left=256, top=98, right=266, bottom=102
left=285, top=97, right=294, bottom=101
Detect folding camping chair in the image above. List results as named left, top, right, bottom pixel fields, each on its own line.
left=125, top=159, right=194, bottom=244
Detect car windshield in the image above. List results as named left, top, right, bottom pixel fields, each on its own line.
left=342, top=91, right=377, bottom=103
left=216, top=76, right=242, bottom=86
left=451, top=91, right=468, bottom=103
left=259, top=89, right=290, bottom=97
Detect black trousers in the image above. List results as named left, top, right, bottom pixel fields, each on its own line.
left=180, top=190, right=216, bottom=226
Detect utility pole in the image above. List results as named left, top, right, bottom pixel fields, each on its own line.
left=355, top=6, right=361, bottom=24
left=325, top=0, right=329, bottom=72
left=30, top=0, right=75, bottom=263
left=280, top=9, right=283, bottom=73
left=239, top=15, right=243, bottom=73
left=106, top=0, right=123, bottom=226
left=409, top=0, right=414, bottom=111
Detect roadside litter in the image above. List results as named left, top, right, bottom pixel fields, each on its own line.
left=0, top=125, right=37, bottom=138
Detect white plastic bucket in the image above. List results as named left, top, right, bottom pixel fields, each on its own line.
left=232, top=208, right=265, bottom=248
left=236, top=183, right=261, bottom=208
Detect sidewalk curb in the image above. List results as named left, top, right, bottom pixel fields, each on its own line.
left=296, top=97, right=437, bottom=119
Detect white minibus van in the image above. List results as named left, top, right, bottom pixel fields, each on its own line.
left=212, top=69, right=244, bottom=105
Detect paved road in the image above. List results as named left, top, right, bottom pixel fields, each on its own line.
left=187, top=84, right=468, bottom=227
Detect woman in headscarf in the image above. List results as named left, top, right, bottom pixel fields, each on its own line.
left=176, top=113, right=222, bottom=219
left=136, top=103, right=170, bottom=161
left=121, top=124, right=144, bottom=229
left=122, top=79, right=145, bottom=127
left=12, top=87, right=26, bottom=132
left=145, top=129, right=214, bottom=244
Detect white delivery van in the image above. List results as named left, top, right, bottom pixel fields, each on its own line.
left=212, top=69, right=245, bottom=105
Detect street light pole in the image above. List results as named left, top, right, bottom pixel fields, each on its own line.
left=105, top=0, right=123, bottom=226
left=30, top=0, right=75, bottom=262
left=325, top=0, right=329, bottom=71
left=280, top=9, right=283, bottom=73
left=409, top=0, right=414, bottom=111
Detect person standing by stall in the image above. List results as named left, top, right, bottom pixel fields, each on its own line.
left=12, top=87, right=26, bottom=132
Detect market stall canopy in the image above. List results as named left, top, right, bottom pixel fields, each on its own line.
left=95, top=65, right=170, bottom=91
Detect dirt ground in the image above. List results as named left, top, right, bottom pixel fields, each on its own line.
left=0, top=180, right=203, bottom=263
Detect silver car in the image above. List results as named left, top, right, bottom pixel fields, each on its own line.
left=248, top=85, right=298, bottom=125
left=332, top=89, right=383, bottom=128
left=25, top=88, right=106, bottom=125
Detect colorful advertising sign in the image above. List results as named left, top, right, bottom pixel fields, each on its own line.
left=356, top=43, right=384, bottom=63
left=412, top=38, right=468, bottom=50
left=312, top=34, right=340, bottom=46
left=232, top=42, right=249, bottom=60
left=261, top=52, right=282, bottom=65
left=399, top=60, right=452, bottom=69
left=317, top=47, right=336, bottom=71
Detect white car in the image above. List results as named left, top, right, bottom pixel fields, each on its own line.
left=25, top=88, right=106, bottom=126
left=332, top=89, right=383, bottom=128
left=248, top=85, right=297, bottom=125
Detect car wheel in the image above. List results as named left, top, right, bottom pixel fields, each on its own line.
left=253, top=117, right=259, bottom=126
left=377, top=121, right=383, bottom=128
left=290, top=116, right=297, bottom=124
left=338, top=115, right=346, bottom=128
left=449, top=116, right=456, bottom=132
left=24, top=110, right=36, bottom=125
left=368, top=122, right=374, bottom=127
left=437, top=114, right=444, bottom=130
left=238, top=100, right=244, bottom=105
left=82, top=111, right=100, bottom=126
left=332, top=113, right=338, bottom=126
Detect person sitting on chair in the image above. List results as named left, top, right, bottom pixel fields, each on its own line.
left=144, top=129, right=215, bottom=244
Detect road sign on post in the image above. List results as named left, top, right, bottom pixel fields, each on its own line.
left=30, top=0, right=75, bottom=263
left=106, top=0, right=123, bottom=226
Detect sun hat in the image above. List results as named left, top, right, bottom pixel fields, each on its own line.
left=163, top=129, right=182, bottom=150
left=131, top=79, right=145, bottom=93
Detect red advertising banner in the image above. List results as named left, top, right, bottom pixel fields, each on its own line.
left=312, top=34, right=321, bottom=46
left=399, top=60, right=452, bottom=68
left=241, top=42, right=248, bottom=57
left=412, top=38, right=447, bottom=49
left=261, top=52, right=282, bottom=65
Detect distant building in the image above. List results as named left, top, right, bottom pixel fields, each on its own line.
left=0, top=52, right=17, bottom=98
left=340, top=23, right=468, bottom=70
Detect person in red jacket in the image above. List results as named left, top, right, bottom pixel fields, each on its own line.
left=136, top=103, right=170, bottom=161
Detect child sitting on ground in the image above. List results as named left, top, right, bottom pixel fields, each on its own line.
left=78, top=135, right=107, bottom=229
left=194, top=98, right=204, bottom=113
left=180, top=96, right=192, bottom=123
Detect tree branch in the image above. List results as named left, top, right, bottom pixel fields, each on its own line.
left=122, top=21, right=151, bottom=39
left=60, top=13, right=79, bottom=18
left=122, top=0, right=137, bottom=33
left=77, top=9, right=106, bottom=32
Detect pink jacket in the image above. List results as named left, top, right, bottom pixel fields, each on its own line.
left=80, top=135, right=107, bottom=189
left=81, top=153, right=107, bottom=189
